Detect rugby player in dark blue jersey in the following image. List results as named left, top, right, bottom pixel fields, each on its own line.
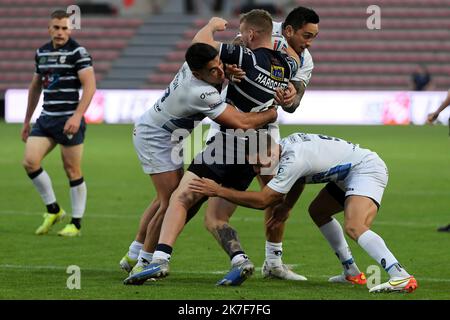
left=21, top=10, right=96, bottom=237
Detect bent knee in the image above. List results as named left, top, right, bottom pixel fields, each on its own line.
left=22, top=157, right=40, bottom=173
left=63, top=165, right=82, bottom=180
left=344, top=223, right=366, bottom=240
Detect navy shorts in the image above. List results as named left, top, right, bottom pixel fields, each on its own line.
left=30, top=115, right=86, bottom=146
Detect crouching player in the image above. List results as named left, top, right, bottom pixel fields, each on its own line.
left=190, top=132, right=418, bottom=293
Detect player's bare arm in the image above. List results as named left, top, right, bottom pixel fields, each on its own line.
left=266, top=180, right=305, bottom=229
left=190, top=178, right=284, bottom=210
left=22, top=74, right=43, bottom=142
left=214, top=104, right=277, bottom=130
left=274, top=81, right=298, bottom=109
left=63, top=67, right=96, bottom=135
left=427, top=89, right=450, bottom=124
left=192, top=17, right=227, bottom=50
left=281, top=80, right=305, bottom=113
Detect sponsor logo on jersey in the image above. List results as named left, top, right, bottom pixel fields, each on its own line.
left=59, top=55, right=67, bottom=64
left=271, top=65, right=284, bottom=81
left=79, top=47, right=89, bottom=57
left=200, top=91, right=219, bottom=100
left=277, top=166, right=285, bottom=175
left=255, top=73, right=285, bottom=90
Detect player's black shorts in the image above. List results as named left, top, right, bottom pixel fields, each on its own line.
left=188, top=161, right=256, bottom=191
left=188, top=132, right=256, bottom=191
left=325, top=182, right=380, bottom=209
left=30, top=114, right=86, bottom=146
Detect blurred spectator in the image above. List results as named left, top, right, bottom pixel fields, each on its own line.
left=185, top=0, right=223, bottom=14
left=426, top=89, right=450, bottom=124
left=410, top=64, right=434, bottom=91
left=234, top=0, right=283, bottom=15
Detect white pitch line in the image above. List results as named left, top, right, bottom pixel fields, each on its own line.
left=0, top=264, right=449, bottom=283
left=0, top=209, right=443, bottom=228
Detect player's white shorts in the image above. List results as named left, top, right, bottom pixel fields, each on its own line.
left=133, top=122, right=184, bottom=175
left=335, top=152, right=388, bottom=206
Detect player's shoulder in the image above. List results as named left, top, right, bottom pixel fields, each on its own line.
left=302, top=48, right=314, bottom=66
left=272, top=21, right=283, bottom=35
left=66, top=38, right=82, bottom=49
left=189, top=79, right=221, bottom=103
left=37, top=41, right=53, bottom=53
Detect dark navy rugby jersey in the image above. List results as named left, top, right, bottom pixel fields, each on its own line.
left=35, top=38, right=93, bottom=115
left=219, top=43, right=298, bottom=114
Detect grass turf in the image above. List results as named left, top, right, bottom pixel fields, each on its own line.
left=1, top=123, right=449, bottom=300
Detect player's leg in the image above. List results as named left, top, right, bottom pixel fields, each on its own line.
left=57, top=143, right=85, bottom=236
left=124, top=171, right=206, bottom=284
left=204, top=197, right=239, bottom=257
left=344, top=195, right=417, bottom=293
left=120, top=196, right=161, bottom=272
left=133, top=169, right=184, bottom=270
left=23, top=136, right=65, bottom=234
left=204, top=197, right=255, bottom=286
left=259, top=175, right=307, bottom=281
left=309, top=184, right=366, bottom=284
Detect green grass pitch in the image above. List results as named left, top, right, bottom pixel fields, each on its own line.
left=1, top=122, right=449, bottom=300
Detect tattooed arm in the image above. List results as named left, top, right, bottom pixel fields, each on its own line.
left=281, top=80, right=306, bottom=114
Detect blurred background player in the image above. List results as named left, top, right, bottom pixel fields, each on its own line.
left=427, top=88, right=450, bottom=232
left=21, top=10, right=96, bottom=237
left=204, top=6, right=319, bottom=281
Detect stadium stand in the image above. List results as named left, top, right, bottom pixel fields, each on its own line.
left=0, top=0, right=142, bottom=94
left=1, top=0, right=448, bottom=92
left=145, top=0, right=450, bottom=90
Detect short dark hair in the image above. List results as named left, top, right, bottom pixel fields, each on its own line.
left=185, top=43, right=218, bottom=71
left=51, top=9, right=71, bottom=20
left=283, top=6, right=320, bottom=31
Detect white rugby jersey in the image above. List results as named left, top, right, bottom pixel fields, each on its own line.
left=138, top=62, right=227, bottom=133
left=267, top=133, right=375, bottom=194
left=272, top=21, right=314, bottom=86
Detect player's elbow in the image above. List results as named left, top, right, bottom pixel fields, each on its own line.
left=281, top=105, right=296, bottom=114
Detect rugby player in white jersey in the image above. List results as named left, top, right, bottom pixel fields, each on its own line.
left=204, top=6, right=319, bottom=281
left=190, top=132, right=418, bottom=293
left=119, top=42, right=278, bottom=273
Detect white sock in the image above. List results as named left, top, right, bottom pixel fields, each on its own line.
left=128, top=241, right=143, bottom=260
left=357, top=230, right=410, bottom=278
left=70, top=180, right=87, bottom=218
left=152, top=250, right=171, bottom=263
left=231, top=253, right=248, bottom=267
left=265, top=241, right=283, bottom=267
left=136, top=250, right=153, bottom=267
left=31, top=169, right=56, bottom=205
left=319, top=219, right=361, bottom=276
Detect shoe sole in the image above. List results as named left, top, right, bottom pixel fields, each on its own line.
left=123, top=269, right=168, bottom=285
left=35, top=212, right=66, bottom=235
left=370, top=283, right=417, bottom=293
left=218, top=265, right=254, bottom=286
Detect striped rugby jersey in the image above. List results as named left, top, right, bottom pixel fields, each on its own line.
left=35, top=38, right=93, bottom=115
left=217, top=43, right=298, bottom=131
